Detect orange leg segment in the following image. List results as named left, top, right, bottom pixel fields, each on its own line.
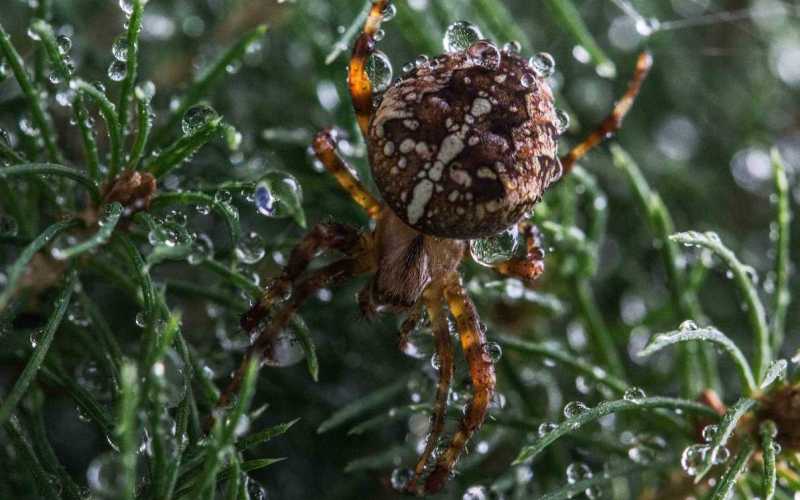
left=559, top=51, right=653, bottom=176
left=312, top=129, right=383, bottom=219
left=423, top=275, right=496, bottom=494
left=348, top=0, right=390, bottom=136
left=492, top=222, right=545, bottom=282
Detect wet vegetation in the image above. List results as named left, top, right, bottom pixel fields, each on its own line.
left=0, top=0, right=798, bottom=498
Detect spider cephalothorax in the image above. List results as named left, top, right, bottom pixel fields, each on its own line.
left=369, top=44, right=562, bottom=239
left=219, top=0, right=652, bottom=496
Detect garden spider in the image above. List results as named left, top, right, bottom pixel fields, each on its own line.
left=220, top=1, right=652, bottom=495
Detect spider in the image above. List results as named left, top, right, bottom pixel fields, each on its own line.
left=219, top=1, right=652, bottom=495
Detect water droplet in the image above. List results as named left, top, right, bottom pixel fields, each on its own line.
left=381, top=3, right=397, bottom=22
left=563, top=401, right=589, bottom=419
left=470, top=225, right=521, bottom=266
left=56, top=34, right=72, bottom=55
left=235, top=231, right=266, bottom=265
left=254, top=171, right=305, bottom=226
left=0, top=214, right=18, bottom=237
left=164, top=209, right=187, bottom=226
left=414, top=54, right=429, bottom=69
left=467, top=40, right=501, bottom=71
left=679, top=319, right=699, bottom=331
left=702, top=424, right=718, bottom=442
left=482, top=342, right=502, bottom=363
left=107, top=60, right=127, bottom=81
left=181, top=104, right=218, bottom=134
left=430, top=352, right=441, bottom=370
left=529, top=52, right=556, bottom=78
left=112, top=36, right=128, bottom=61
left=259, top=323, right=307, bottom=367
left=680, top=444, right=709, bottom=476
left=566, top=462, right=592, bottom=483
left=187, top=233, right=214, bottom=265
left=623, top=386, right=646, bottom=403
left=462, top=485, right=489, bottom=500
left=443, top=21, right=483, bottom=53
left=538, top=421, right=558, bottom=437
left=373, top=28, right=385, bottom=41
left=710, top=445, right=730, bottom=465
left=390, top=467, right=413, bottom=490
left=555, top=108, right=570, bottom=134
left=195, top=203, right=211, bottom=215
left=135, top=311, right=146, bottom=328
left=119, top=0, right=134, bottom=16
left=503, top=41, right=521, bottom=53
left=135, top=80, right=156, bottom=101
left=87, top=452, right=125, bottom=497
left=520, top=73, right=534, bottom=88
left=48, top=70, right=63, bottom=85
left=30, top=329, right=44, bottom=348
left=68, top=303, right=91, bottom=327
left=366, top=50, right=393, bottom=93
left=27, top=25, right=41, bottom=41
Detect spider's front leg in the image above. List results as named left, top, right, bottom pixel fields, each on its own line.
left=405, top=285, right=455, bottom=495
left=491, top=221, right=545, bottom=282
left=422, top=275, right=497, bottom=495
left=241, top=221, right=366, bottom=331
left=559, top=51, right=653, bottom=176
left=348, top=0, right=391, bottom=136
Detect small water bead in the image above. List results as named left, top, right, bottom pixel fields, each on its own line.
left=430, top=352, right=441, bottom=370
left=680, top=444, right=709, bottom=476
left=195, top=203, right=211, bottom=215
left=107, top=60, right=127, bottom=81
left=245, top=479, right=267, bottom=500
left=373, top=28, right=385, bottom=42
left=623, top=386, right=646, bottom=403
left=702, top=424, right=718, bottom=442
left=529, top=52, right=556, bottom=78
left=235, top=231, right=266, bottom=264
left=164, top=209, right=187, bottom=226
left=390, top=467, right=414, bottom=490
left=443, top=21, right=483, bottom=53
left=213, top=189, right=232, bottom=205
left=111, top=36, right=128, bottom=62
left=27, top=25, right=41, bottom=41
left=467, top=40, right=501, bottom=71
left=710, top=445, right=730, bottom=465
left=0, top=214, right=18, bottom=236
left=135, top=311, right=146, bottom=328
left=482, top=342, right=502, bottom=363
left=119, top=0, right=134, bottom=16
left=87, top=452, right=126, bottom=498
left=56, top=34, right=72, bottom=55
left=68, top=303, right=91, bottom=327
left=565, top=462, right=592, bottom=484
left=462, top=485, right=489, bottom=500
left=187, top=233, right=214, bottom=265
left=470, top=225, right=521, bottom=266
left=19, top=117, right=39, bottom=136
left=30, top=329, right=44, bottom=348
left=520, top=73, right=534, bottom=88
left=538, top=421, right=558, bottom=437
left=555, top=109, right=570, bottom=134
left=381, top=3, right=397, bottom=21
left=679, top=319, right=699, bottom=331
left=503, top=41, right=521, bottom=53
left=254, top=171, right=305, bottom=226
left=181, top=104, right=219, bottom=134
left=563, top=401, right=589, bottom=418
left=414, top=54, right=429, bottom=69
left=401, top=60, right=416, bottom=75
left=365, top=50, right=393, bottom=93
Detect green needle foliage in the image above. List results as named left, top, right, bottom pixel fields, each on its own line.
left=0, top=1, right=798, bottom=499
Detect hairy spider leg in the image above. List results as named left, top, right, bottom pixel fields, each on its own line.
left=491, top=222, right=546, bottom=282
left=396, top=301, right=425, bottom=351
left=220, top=256, right=377, bottom=410
left=423, top=275, right=497, bottom=494
left=312, top=129, right=383, bottom=219
left=559, top=51, right=653, bottom=176
left=348, top=0, right=391, bottom=136
left=406, top=286, right=455, bottom=494
left=241, top=221, right=366, bottom=332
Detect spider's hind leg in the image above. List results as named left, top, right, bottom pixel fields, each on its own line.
left=422, top=275, right=497, bottom=495
left=559, top=51, right=653, bottom=176
left=348, top=0, right=391, bottom=136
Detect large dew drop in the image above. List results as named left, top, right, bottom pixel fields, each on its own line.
left=181, top=104, right=218, bottom=135
left=443, top=21, right=483, bottom=53
left=254, top=171, right=305, bottom=227
left=112, top=36, right=128, bottom=61
left=260, top=325, right=306, bottom=368
left=107, top=60, right=127, bottom=82
left=366, top=50, right=393, bottom=93
left=470, top=225, right=521, bottom=267
left=235, top=231, right=266, bottom=265
left=529, top=52, right=556, bottom=78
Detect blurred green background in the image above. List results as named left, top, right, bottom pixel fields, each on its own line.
left=1, top=0, right=798, bottom=498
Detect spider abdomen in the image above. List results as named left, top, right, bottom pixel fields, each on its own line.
left=368, top=44, right=562, bottom=240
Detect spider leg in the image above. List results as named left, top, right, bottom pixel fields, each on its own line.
left=423, top=275, right=496, bottom=494
left=559, top=51, right=653, bottom=176
left=406, top=286, right=455, bottom=494
left=219, top=256, right=376, bottom=410
left=241, top=221, right=368, bottom=331
left=397, top=301, right=424, bottom=353
left=312, top=129, right=383, bottom=219
left=491, top=221, right=545, bottom=282
left=348, top=0, right=391, bottom=136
